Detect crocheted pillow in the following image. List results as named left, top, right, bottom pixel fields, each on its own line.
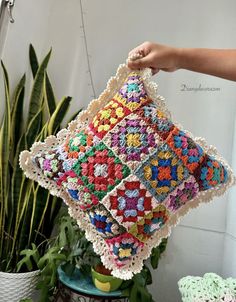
left=19, top=63, right=236, bottom=279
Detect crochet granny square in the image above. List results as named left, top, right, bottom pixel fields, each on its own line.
left=19, top=64, right=236, bottom=279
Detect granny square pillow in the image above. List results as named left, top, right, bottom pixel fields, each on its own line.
left=19, top=63, right=236, bottom=279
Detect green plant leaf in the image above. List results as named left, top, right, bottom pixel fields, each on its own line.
left=27, top=48, right=51, bottom=126
left=37, top=247, right=66, bottom=271
left=150, top=238, right=168, bottom=270
left=35, top=122, right=48, bottom=142
left=138, top=286, right=153, bottom=302
left=10, top=133, right=27, bottom=253
left=29, top=44, right=39, bottom=78
left=143, top=264, right=152, bottom=285
left=47, top=96, right=71, bottom=135
left=28, top=185, right=41, bottom=246
left=0, top=61, right=11, bottom=212
left=37, top=283, right=51, bottom=302
left=159, top=238, right=168, bottom=253
left=44, top=73, right=56, bottom=116
left=30, top=45, right=57, bottom=119
left=120, top=279, right=133, bottom=291
left=150, top=247, right=161, bottom=270
left=17, top=188, right=34, bottom=253
left=32, top=187, right=51, bottom=245
left=17, top=243, right=40, bottom=272
left=0, top=61, right=11, bottom=260
left=129, top=284, right=139, bottom=302
left=37, top=246, right=66, bottom=289
left=37, top=194, right=62, bottom=243
left=25, top=107, right=43, bottom=149
left=121, top=280, right=134, bottom=289
left=10, top=74, right=25, bottom=157
left=133, top=273, right=146, bottom=287
left=58, top=215, right=77, bottom=249
left=10, top=132, right=28, bottom=257
left=48, top=195, right=62, bottom=224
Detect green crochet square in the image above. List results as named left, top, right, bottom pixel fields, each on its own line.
left=72, top=141, right=131, bottom=200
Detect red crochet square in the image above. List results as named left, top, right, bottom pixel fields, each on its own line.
left=103, top=175, right=155, bottom=230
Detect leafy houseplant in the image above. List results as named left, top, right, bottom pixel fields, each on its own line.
left=0, top=44, right=79, bottom=300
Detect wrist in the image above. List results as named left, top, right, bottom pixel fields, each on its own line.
left=175, top=47, right=186, bottom=70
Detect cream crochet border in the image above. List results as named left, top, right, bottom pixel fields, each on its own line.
left=19, top=64, right=236, bottom=280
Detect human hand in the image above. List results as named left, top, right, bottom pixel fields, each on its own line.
left=127, top=41, right=181, bottom=75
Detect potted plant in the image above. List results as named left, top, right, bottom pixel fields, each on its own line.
left=91, top=264, right=123, bottom=292
left=0, top=44, right=79, bottom=301
left=19, top=208, right=168, bottom=302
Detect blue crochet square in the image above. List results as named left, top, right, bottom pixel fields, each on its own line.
left=135, top=143, right=190, bottom=203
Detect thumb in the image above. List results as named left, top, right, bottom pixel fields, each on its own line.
left=127, top=55, right=151, bottom=70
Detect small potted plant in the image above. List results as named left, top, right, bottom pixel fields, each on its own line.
left=91, top=262, right=123, bottom=292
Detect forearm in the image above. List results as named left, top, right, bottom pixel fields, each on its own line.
left=178, top=48, right=236, bottom=81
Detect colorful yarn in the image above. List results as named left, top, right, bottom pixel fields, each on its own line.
left=103, top=175, right=153, bottom=229
left=113, top=73, right=150, bottom=111
left=163, top=175, right=199, bottom=212
left=135, top=143, right=189, bottom=202
left=166, top=126, right=205, bottom=173
left=129, top=204, right=169, bottom=242
left=88, top=205, right=124, bottom=239
left=103, top=113, right=162, bottom=169
left=89, top=99, right=131, bottom=139
left=136, top=102, right=174, bottom=140
left=72, top=141, right=131, bottom=200
left=56, top=170, right=99, bottom=209
left=63, top=130, right=100, bottom=160
left=34, top=151, right=64, bottom=180
left=194, top=154, right=228, bottom=191
left=56, top=170, right=80, bottom=189
left=105, top=233, right=144, bottom=267
left=56, top=144, right=78, bottom=171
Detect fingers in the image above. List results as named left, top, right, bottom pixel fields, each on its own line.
left=128, top=48, right=145, bottom=60
left=127, top=54, right=152, bottom=70
left=127, top=57, right=159, bottom=74
left=128, top=41, right=152, bottom=58
left=127, top=42, right=179, bottom=74
left=127, top=42, right=158, bottom=71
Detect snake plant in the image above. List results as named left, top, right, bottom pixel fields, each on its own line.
left=0, top=44, right=80, bottom=273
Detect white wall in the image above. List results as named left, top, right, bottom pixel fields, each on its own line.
left=1, top=1, right=236, bottom=301
left=222, top=117, right=236, bottom=279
